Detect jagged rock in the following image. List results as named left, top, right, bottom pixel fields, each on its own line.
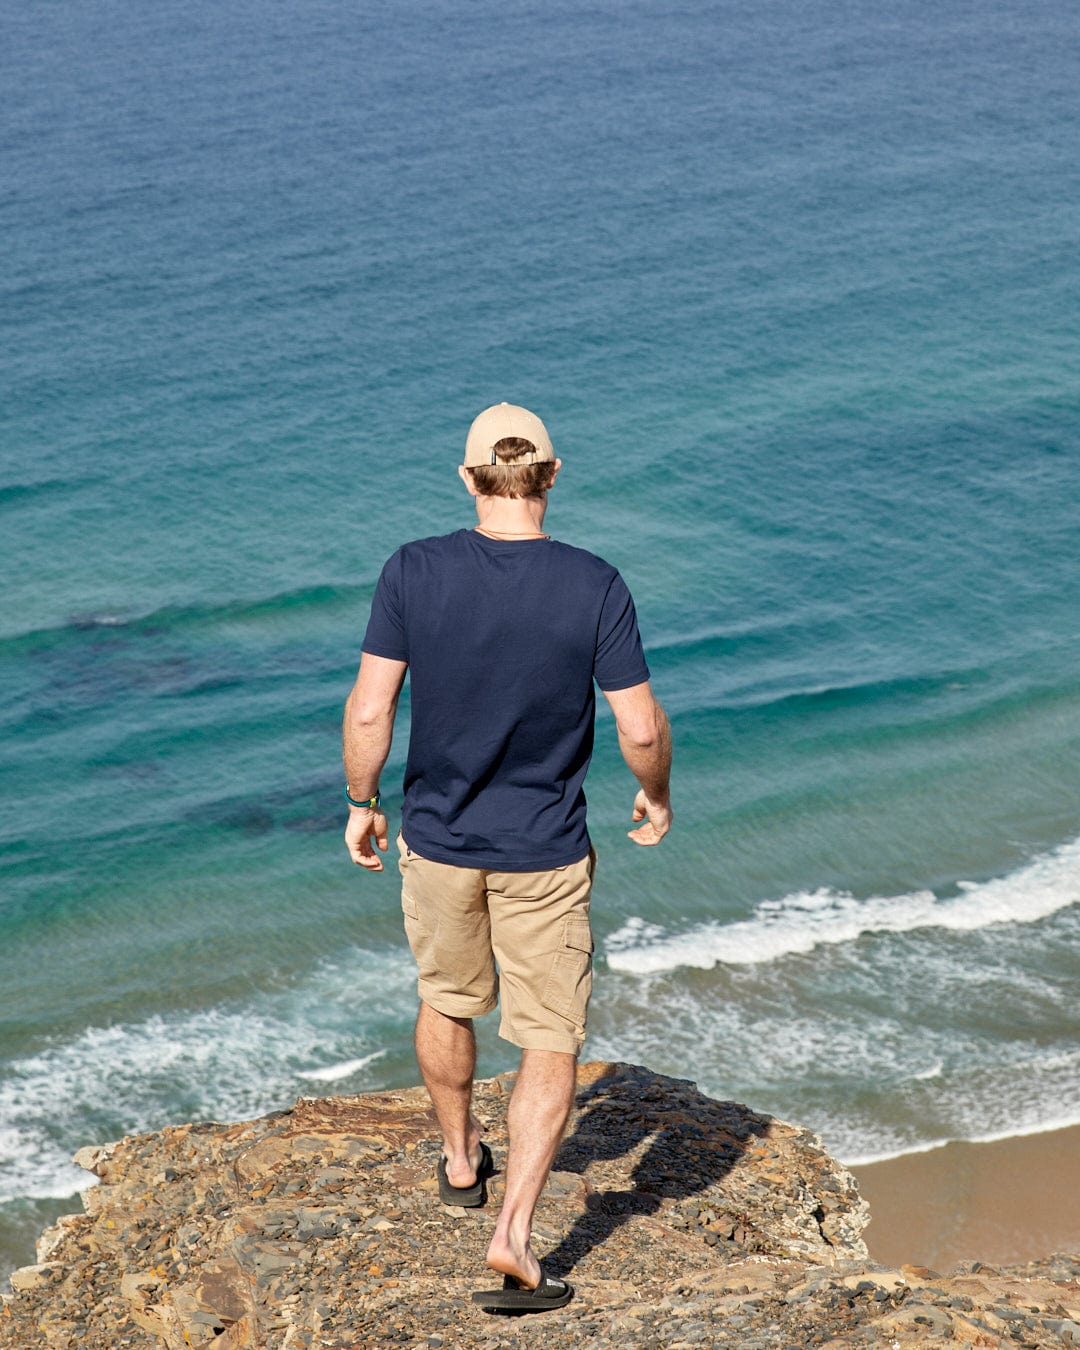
left=2, top=1062, right=1078, bottom=1348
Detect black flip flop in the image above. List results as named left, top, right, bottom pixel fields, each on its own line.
left=436, top=1140, right=494, bottom=1207
left=472, top=1261, right=574, bottom=1313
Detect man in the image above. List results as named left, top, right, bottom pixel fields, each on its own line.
left=342, top=403, right=672, bottom=1313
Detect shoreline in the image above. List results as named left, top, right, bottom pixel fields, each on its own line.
left=842, top=1109, right=1080, bottom=1169
left=850, top=1121, right=1080, bottom=1270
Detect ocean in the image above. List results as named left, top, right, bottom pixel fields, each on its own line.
left=3, top=0, right=1079, bottom=1279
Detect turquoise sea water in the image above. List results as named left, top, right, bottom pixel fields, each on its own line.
left=3, top=0, right=1080, bottom=1276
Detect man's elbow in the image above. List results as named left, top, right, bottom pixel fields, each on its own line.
left=617, top=711, right=662, bottom=751
left=344, top=689, right=394, bottom=729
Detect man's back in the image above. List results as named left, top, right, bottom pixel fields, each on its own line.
left=343, top=403, right=671, bottom=1314
left=362, top=529, right=650, bottom=869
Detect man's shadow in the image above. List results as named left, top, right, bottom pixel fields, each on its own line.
left=541, top=1063, right=770, bottom=1279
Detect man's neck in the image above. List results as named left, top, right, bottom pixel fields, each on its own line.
left=473, top=494, right=549, bottom=538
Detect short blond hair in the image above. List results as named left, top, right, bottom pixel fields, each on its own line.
left=465, top=437, right=556, bottom=499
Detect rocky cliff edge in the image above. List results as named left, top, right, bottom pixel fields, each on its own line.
left=3, top=1062, right=1079, bottom=1348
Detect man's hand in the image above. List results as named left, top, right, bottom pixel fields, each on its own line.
left=345, top=807, right=390, bottom=870
left=628, top=789, right=672, bottom=846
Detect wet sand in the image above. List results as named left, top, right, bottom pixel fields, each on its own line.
left=850, top=1124, right=1080, bottom=1270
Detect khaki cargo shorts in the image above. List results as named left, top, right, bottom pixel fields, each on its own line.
left=396, top=834, right=596, bottom=1055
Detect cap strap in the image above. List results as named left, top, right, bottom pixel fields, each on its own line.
left=490, top=448, right=537, bottom=464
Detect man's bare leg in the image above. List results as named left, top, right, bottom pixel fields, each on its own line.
left=414, top=1001, right=485, bottom=1187
left=485, top=1049, right=577, bottom=1287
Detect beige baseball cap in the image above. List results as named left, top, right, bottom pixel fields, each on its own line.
left=464, top=403, right=555, bottom=467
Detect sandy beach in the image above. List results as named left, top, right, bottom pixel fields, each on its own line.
left=850, top=1123, right=1080, bottom=1270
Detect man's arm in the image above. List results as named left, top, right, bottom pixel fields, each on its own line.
left=602, top=681, right=673, bottom=846
left=342, top=652, right=408, bottom=870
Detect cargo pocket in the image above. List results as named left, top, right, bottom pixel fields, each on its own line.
left=540, top=917, right=594, bottom=1024
left=399, top=886, right=433, bottom=968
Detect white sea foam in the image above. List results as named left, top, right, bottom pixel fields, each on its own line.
left=588, top=967, right=1080, bottom=1167
left=0, top=948, right=415, bottom=1207
left=606, top=836, right=1080, bottom=974
left=296, top=1051, right=387, bottom=1082
left=71, top=612, right=128, bottom=628
left=590, top=866, right=1080, bottom=1166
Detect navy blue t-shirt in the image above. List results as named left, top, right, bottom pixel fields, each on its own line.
left=361, top=529, right=650, bottom=870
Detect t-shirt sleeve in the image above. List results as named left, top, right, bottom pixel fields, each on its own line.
left=594, top=572, right=651, bottom=691
left=361, top=551, right=409, bottom=662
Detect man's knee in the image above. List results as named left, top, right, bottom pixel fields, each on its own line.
left=417, top=1001, right=475, bottom=1032
left=515, top=1048, right=578, bottom=1098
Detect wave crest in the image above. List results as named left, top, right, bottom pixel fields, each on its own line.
left=606, top=836, right=1080, bottom=974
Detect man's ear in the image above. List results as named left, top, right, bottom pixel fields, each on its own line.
left=458, top=464, right=479, bottom=497
left=547, top=458, right=562, bottom=489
